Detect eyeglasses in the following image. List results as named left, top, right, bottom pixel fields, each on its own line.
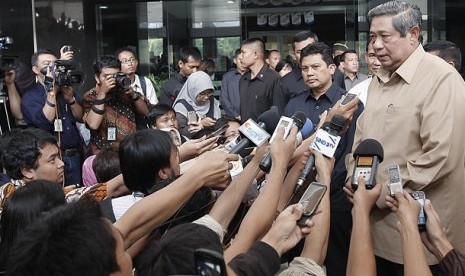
left=197, top=91, right=213, bottom=98
left=121, top=58, right=136, bottom=64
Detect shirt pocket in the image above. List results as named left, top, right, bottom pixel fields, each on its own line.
left=384, top=106, right=419, bottom=135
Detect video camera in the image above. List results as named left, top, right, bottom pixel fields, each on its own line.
left=0, top=36, right=19, bottom=81
left=40, top=59, right=85, bottom=87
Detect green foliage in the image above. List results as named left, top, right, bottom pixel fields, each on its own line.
left=147, top=72, right=169, bottom=98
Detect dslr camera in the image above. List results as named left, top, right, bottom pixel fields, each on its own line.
left=40, top=59, right=84, bottom=87
left=112, top=72, right=131, bottom=92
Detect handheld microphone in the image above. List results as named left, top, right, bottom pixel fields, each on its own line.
left=351, top=138, right=384, bottom=190
left=259, top=112, right=312, bottom=173
left=229, top=110, right=280, bottom=155
left=294, top=114, right=345, bottom=194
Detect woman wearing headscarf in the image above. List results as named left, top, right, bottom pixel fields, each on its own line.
left=173, top=71, right=221, bottom=138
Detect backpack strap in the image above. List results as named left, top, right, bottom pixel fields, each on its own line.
left=138, top=75, right=147, bottom=97
left=175, top=99, right=195, bottom=112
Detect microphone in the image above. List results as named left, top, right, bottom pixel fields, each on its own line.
left=351, top=138, right=384, bottom=190
left=229, top=110, right=280, bottom=155
left=294, top=114, right=345, bottom=194
left=259, top=112, right=313, bottom=173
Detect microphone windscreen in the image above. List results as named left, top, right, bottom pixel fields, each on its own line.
left=291, top=111, right=307, bottom=129
left=353, top=138, right=384, bottom=162
left=256, top=110, right=280, bottom=134
left=330, top=114, right=346, bottom=133
left=300, top=118, right=314, bottom=140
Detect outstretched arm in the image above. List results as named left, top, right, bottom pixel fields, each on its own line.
left=224, top=126, right=298, bottom=262
left=345, top=178, right=381, bottom=276
left=115, top=151, right=239, bottom=249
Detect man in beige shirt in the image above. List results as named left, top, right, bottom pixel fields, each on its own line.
left=346, top=1, right=465, bottom=275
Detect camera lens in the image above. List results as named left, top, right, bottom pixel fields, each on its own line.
left=63, top=45, right=72, bottom=53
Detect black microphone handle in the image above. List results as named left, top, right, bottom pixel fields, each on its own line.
left=229, top=138, right=251, bottom=154
left=229, top=122, right=267, bottom=155
left=294, top=154, right=315, bottom=194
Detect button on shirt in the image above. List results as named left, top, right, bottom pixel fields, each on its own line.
left=21, top=82, right=81, bottom=150
left=239, top=65, right=283, bottom=121
left=220, top=68, right=242, bottom=117
left=284, top=83, right=363, bottom=212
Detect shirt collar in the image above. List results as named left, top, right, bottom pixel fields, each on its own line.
left=175, top=71, right=187, bottom=82
left=306, top=82, right=340, bottom=104
left=247, top=64, right=268, bottom=81
left=377, top=44, right=424, bottom=84
left=344, top=72, right=360, bottom=80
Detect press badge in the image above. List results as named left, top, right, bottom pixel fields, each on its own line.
left=54, top=119, right=63, bottom=132
left=107, top=127, right=116, bottom=141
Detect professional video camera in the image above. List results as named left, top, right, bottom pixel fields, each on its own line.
left=40, top=59, right=85, bottom=87
left=0, top=36, right=16, bottom=134
left=0, top=37, right=19, bottom=80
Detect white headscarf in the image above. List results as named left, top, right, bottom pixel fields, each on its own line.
left=173, top=71, right=221, bottom=119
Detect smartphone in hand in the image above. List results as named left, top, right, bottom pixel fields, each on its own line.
left=297, top=182, right=327, bottom=226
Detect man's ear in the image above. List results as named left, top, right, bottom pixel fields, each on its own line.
left=409, top=25, right=421, bottom=43
left=158, top=166, right=171, bottom=180
left=32, top=66, right=40, bottom=75
left=328, top=64, right=336, bottom=75
left=178, top=60, right=184, bottom=69
left=20, top=166, right=35, bottom=181
left=94, top=74, right=100, bottom=84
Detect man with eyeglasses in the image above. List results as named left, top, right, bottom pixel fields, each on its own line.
left=116, top=47, right=158, bottom=105
left=345, top=2, right=465, bottom=274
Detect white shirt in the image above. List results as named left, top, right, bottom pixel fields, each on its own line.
left=133, top=75, right=158, bottom=105
left=347, top=77, right=373, bottom=106
left=112, top=193, right=143, bottom=221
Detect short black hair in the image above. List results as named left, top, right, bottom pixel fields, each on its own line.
left=119, top=129, right=174, bottom=195
left=93, top=146, right=121, bottom=183
left=6, top=200, right=119, bottom=276
left=92, top=55, right=121, bottom=76
left=424, top=40, right=462, bottom=71
left=199, top=59, right=215, bottom=76
left=146, top=104, right=176, bottom=126
left=0, top=129, right=22, bottom=171
left=334, top=54, right=343, bottom=68
left=300, top=42, right=334, bottom=66
left=341, top=50, right=358, bottom=62
left=214, top=116, right=242, bottom=130
left=115, top=46, right=138, bottom=60
left=241, top=38, right=265, bottom=55
left=134, top=223, right=223, bottom=276
left=1, top=129, right=57, bottom=180
left=292, top=30, right=319, bottom=51
left=31, top=49, right=56, bottom=67
left=179, top=46, right=202, bottom=63
left=275, top=58, right=295, bottom=73
left=0, top=180, right=65, bottom=271
left=233, top=48, right=241, bottom=58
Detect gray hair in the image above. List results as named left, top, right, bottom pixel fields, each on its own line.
left=367, top=1, right=422, bottom=37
